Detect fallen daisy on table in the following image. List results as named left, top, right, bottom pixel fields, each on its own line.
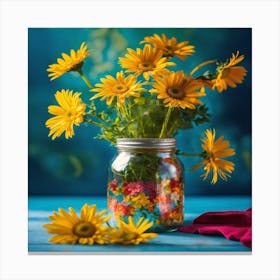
left=43, top=203, right=111, bottom=245
left=43, top=203, right=157, bottom=245
left=108, top=216, right=158, bottom=245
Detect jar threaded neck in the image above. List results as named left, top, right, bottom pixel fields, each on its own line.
left=116, top=138, right=176, bottom=151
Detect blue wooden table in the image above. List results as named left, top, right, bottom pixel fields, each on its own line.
left=28, top=196, right=251, bottom=253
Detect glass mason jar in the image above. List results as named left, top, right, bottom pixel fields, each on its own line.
left=107, top=138, right=184, bottom=232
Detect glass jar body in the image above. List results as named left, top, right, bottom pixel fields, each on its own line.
left=107, top=138, right=184, bottom=232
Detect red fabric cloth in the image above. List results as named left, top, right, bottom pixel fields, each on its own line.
left=178, top=208, right=252, bottom=248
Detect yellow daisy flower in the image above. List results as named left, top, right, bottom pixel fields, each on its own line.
left=212, top=51, right=247, bottom=92
left=119, top=44, right=175, bottom=80
left=109, top=216, right=157, bottom=245
left=150, top=70, right=206, bottom=109
left=45, top=89, right=86, bottom=140
left=141, top=33, right=195, bottom=60
left=90, top=71, right=145, bottom=107
left=43, top=203, right=111, bottom=245
left=47, top=42, right=90, bottom=81
left=191, top=129, right=236, bottom=184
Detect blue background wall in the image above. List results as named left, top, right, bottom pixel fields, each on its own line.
left=28, top=28, right=251, bottom=196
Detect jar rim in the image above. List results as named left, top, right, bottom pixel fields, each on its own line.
left=116, top=138, right=176, bottom=150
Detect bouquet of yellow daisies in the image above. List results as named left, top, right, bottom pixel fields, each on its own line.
left=46, top=33, right=247, bottom=185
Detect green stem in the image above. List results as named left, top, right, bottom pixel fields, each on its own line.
left=159, top=107, right=173, bottom=138
left=84, top=117, right=108, bottom=129
left=118, top=106, right=128, bottom=121
left=78, top=70, right=93, bottom=89
left=165, top=121, right=177, bottom=137
left=190, top=59, right=217, bottom=76
left=122, top=103, right=130, bottom=120
left=139, top=106, right=145, bottom=137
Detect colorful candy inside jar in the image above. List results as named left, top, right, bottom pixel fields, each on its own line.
left=107, top=138, right=184, bottom=232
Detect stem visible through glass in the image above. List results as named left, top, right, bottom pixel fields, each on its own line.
left=159, top=107, right=173, bottom=138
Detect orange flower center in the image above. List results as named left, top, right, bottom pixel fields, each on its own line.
left=73, top=222, right=96, bottom=237
left=167, top=87, right=185, bottom=99
left=206, top=152, right=217, bottom=163
left=114, top=84, right=128, bottom=94
left=164, top=45, right=175, bottom=56
left=66, top=108, right=81, bottom=122
left=122, top=232, right=139, bottom=241
left=139, top=62, right=154, bottom=71
left=165, top=45, right=173, bottom=50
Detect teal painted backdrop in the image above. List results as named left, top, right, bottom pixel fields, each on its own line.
left=28, top=28, right=251, bottom=196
